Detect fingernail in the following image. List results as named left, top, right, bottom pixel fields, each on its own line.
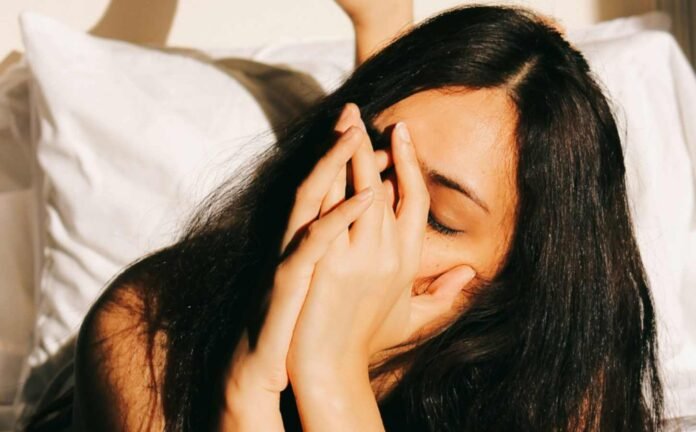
left=356, top=187, right=373, bottom=201
left=396, top=122, right=411, bottom=143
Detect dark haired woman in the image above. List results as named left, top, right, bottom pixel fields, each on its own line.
left=31, top=2, right=664, bottom=431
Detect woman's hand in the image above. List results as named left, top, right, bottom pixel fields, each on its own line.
left=221, top=103, right=388, bottom=430
left=287, top=105, right=476, bottom=382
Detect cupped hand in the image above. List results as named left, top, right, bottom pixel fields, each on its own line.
left=287, top=105, right=476, bottom=380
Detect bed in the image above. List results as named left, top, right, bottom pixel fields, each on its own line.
left=0, top=4, right=695, bottom=431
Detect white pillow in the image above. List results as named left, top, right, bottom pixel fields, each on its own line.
left=15, top=10, right=353, bottom=418
left=14, top=9, right=696, bottom=424
left=565, top=10, right=671, bottom=43
left=587, top=31, right=696, bottom=419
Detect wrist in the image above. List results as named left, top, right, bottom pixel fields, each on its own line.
left=289, top=355, right=371, bottom=406
left=223, top=387, right=282, bottom=432
left=288, top=347, right=370, bottom=386
left=289, top=359, right=384, bottom=431
left=224, top=359, right=285, bottom=426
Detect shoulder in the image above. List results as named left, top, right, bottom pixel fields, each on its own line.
left=74, top=252, right=169, bottom=431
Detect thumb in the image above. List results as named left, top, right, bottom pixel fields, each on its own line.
left=406, top=265, right=476, bottom=338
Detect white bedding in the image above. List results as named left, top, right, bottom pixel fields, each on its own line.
left=1, top=10, right=695, bottom=430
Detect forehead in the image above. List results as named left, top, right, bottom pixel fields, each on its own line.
left=373, top=87, right=519, bottom=218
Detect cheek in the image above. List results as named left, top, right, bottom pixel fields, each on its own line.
left=416, top=231, right=505, bottom=284
left=416, top=233, right=474, bottom=277
left=414, top=234, right=480, bottom=304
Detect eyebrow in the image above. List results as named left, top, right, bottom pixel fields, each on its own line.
left=422, top=164, right=491, bottom=215
left=363, top=119, right=490, bottom=214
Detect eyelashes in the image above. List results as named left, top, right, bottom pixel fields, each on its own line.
left=427, top=211, right=462, bottom=236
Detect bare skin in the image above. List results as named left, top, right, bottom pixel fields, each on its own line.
left=334, top=0, right=414, bottom=66
left=374, top=87, right=519, bottom=286
left=223, top=86, right=520, bottom=429
left=280, top=88, right=519, bottom=430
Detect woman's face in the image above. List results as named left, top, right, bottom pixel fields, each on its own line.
left=372, top=87, right=519, bottom=307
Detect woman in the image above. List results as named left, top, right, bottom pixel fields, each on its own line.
left=31, top=3, right=664, bottom=431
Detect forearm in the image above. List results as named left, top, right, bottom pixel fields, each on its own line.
left=291, top=362, right=384, bottom=431
left=352, top=6, right=413, bottom=67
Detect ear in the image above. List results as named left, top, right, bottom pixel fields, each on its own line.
left=406, top=265, right=476, bottom=339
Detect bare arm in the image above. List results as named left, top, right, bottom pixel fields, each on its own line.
left=336, top=0, right=414, bottom=67
left=73, top=282, right=283, bottom=431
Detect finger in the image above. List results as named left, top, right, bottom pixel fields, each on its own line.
left=324, top=102, right=364, bottom=218
left=381, top=198, right=399, bottom=259
left=281, top=126, right=362, bottom=254
left=346, top=149, right=391, bottom=196
left=349, top=113, right=387, bottom=243
left=405, top=265, right=476, bottom=340
left=374, top=149, right=392, bottom=172
left=320, top=163, right=350, bottom=252
left=286, top=186, right=374, bottom=277
left=320, top=164, right=347, bottom=217
left=392, top=122, right=429, bottom=257
left=382, top=170, right=398, bottom=213
left=257, top=187, right=374, bottom=363
left=282, top=102, right=360, bottom=254
left=334, top=102, right=358, bottom=133
left=381, top=177, right=398, bottom=250
left=328, top=102, right=364, bottom=209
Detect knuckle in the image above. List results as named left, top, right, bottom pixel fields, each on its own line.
left=245, top=354, right=288, bottom=393
left=264, top=367, right=289, bottom=393
left=340, top=126, right=359, bottom=143
left=370, top=188, right=387, bottom=205
left=305, top=220, right=324, bottom=240
left=381, top=255, right=400, bottom=275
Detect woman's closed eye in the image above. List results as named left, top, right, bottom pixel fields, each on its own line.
left=427, top=211, right=463, bottom=236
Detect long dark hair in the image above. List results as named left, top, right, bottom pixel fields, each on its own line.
left=79, top=4, right=663, bottom=431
